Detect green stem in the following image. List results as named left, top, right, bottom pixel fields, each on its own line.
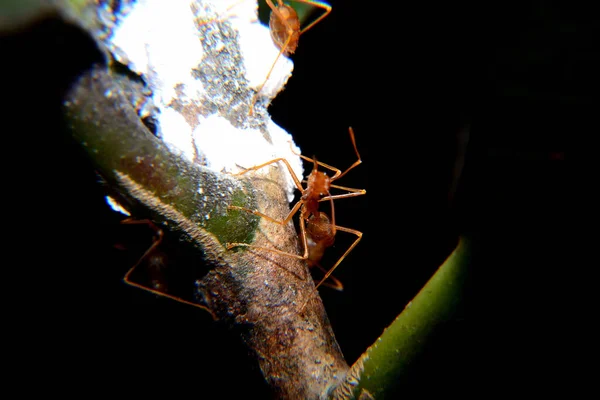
left=332, top=236, right=472, bottom=399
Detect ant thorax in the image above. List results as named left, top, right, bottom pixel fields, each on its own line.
left=302, top=170, right=331, bottom=208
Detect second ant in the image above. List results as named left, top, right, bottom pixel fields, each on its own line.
left=203, top=0, right=332, bottom=114
left=226, top=126, right=365, bottom=292
left=251, top=0, right=332, bottom=112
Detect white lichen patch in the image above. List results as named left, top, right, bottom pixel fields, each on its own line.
left=110, top=0, right=206, bottom=103
left=192, top=114, right=303, bottom=202
left=158, top=107, right=196, bottom=162
left=101, top=0, right=302, bottom=202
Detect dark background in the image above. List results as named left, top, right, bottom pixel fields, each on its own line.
left=4, top=0, right=579, bottom=397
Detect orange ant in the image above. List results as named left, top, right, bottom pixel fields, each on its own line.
left=250, top=0, right=332, bottom=112
left=196, top=1, right=332, bottom=114
left=226, top=126, right=365, bottom=291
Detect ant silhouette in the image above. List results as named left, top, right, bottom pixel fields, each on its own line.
left=117, top=217, right=214, bottom=316
left=226, top=126, right=365, bottom=291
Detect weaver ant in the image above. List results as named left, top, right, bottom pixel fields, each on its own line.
left=196, top=0, right=331, bottom=114
left=227, top=126, right=365, bottom=291
left=249, top=0, right=332, bottom=111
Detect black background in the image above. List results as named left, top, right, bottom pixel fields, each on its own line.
left=4, top=0, right=580, bottom=397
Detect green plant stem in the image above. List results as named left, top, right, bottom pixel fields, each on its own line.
left=331, top=236, right=471, bottom=399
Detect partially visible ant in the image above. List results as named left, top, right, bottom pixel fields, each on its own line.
left=195, top=1, right=332, bottom=115
left=249, top=0, right=332, bottom=112
left=118, top=217, right=214, bottom=316
left=226, top=126, right=365, bottom=291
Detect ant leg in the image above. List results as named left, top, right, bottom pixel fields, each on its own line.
left=320, top=187, right=367, bottom=202
left=317, top=186, right=365, bottom=234
left=225, top=242, right=308, bottom=262
left=227, top=201, right=309, bottom=260
left=229, top=196, right=302, bottom=226
left=312, top=263, right=344, bottom=291
left=335, top=127, right=363, bottom=180
left=234, top=157, right=304, bottom=193
left=121, top=219, right=212, bottom=313
left=292, top=0, right=332, bottom=34
left=228, top=155, right=306, bottom=237
left=227, top=215, right=310, bottom=281
left=227, top=155, right=310, bottom=261
left=298, top=179, right=365, bottom=197
left=295, top=127, right=363, bottom=181
left=314, top=226, right=362, bottom=290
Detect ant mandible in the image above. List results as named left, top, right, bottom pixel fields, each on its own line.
left=226, top=126, right=365, bottom=290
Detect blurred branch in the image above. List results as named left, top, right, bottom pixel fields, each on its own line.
left=332, top=236, right=471, bottom=399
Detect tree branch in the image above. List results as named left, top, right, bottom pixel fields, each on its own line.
left=59, top=0, right=350, bottom=397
